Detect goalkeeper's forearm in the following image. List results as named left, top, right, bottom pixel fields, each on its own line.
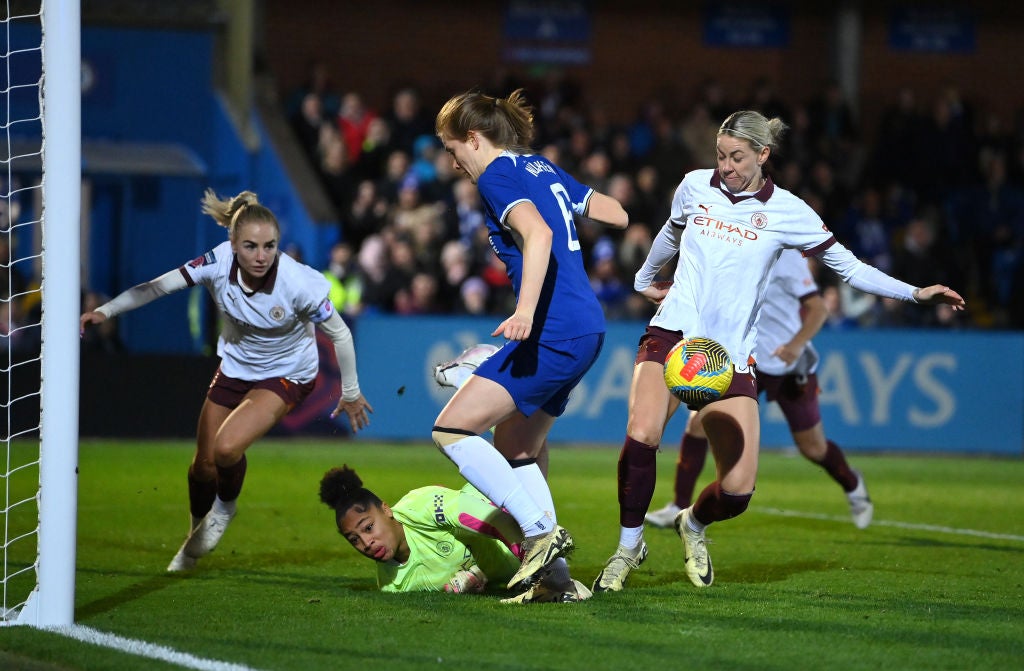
left=318, top=311, right=362, bottom=401
left=94, top=269, right=189, bottom=318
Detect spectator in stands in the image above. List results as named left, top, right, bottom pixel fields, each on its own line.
left=948, top=152, right=1024, bottom=324
left=388, top=176, right=446, bottom=273
left=323, top=241, right=362, bottom=318
left=806, top=80, right=860, bottom=175
left=840, top=186, right=894, bottom=272
left=457, top=276, right=490, bottom=316
left=410, top=134, right=442, bottom=185
left=446, top=177, right=487, bottom=246
left=376, top=149, right=413, bottom=204
left=607, top=129, right=638, bottom=176
left=630, top=165, right=669, bottom=227
left=290, top=92, right=328, bottom=163
left=870, top=87, right=926, bottom=190
left=80, top=189, right=373, bottom=573
left=436, top=239, right=474, bottom=312
left=745, top=76, right=791, bottom=123
left=342, top=179, right=388, bottom=251
left=395, top=271, right=440, bottom=315
left=274, top=69, right=1008, bottom=331
left=386, top=87, right=434, bottom=156
left=337, top=92, right=377, bottom=167
left=679, top=102, right=720, bottom=170
left=285, top=59, right=340, bottom=120
left=317, top=129, right=356, bottom=216
left=886, top=215, right=961, bottom=326
left=916, top=90, right=978, bottom=204
left=353, top=117, right=392, bottom=184
left=355, top=234, right=399, bottom=313
left=806, top=158, right=851, bottom=231
left=589, top=236, right=630, bottom=319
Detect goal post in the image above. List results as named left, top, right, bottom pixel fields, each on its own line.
left=8, top=0, right=81, bottom=627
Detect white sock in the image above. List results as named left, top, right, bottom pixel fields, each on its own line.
left=510, top=462, right=555, bottom=522
left=847, top=472, right=867, bottom=499
left=441, top=435, right=547, bottom=533
left=618, top=525, right=644, bottom=550
left=212, top=496, right=236, bottom=517
left=685, top=509, right=707, bottom=534
left=512, top=461, right=570, bottom=586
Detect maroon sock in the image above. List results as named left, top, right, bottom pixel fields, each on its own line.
left=815, top=440, right=858, bottom=492
left=692, top=481, right=752, bottom=525
left=617, top=437, right=658, bottom=527
left=674, top=434, right=709, bottom=509
left=188, top=469, right=217, bottom=520
left=216, top=454, right=248, bottom=503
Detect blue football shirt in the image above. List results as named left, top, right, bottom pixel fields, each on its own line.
left=476, top=151, right=605, bottom=341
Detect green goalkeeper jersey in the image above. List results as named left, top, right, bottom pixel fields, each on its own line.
left=378, top=483, right=521, bottom=593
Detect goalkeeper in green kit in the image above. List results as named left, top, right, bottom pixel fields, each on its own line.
left=319, top=465, right=523, bottom=594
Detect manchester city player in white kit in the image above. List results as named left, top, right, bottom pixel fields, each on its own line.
left=645, top=248, right=874, bottom=532
left=593, top=110, right=965, bottom=592
left=80, top=189, right=373, bottom=572
left=433, top=89, right=628, bottom=603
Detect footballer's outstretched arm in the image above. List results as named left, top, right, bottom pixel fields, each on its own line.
left=80, top=269, right=188, bottom=333
left=317, top=311, right=374, bottom=431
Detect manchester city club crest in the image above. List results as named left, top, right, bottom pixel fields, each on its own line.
left=270, top=306, right=286, bottom=321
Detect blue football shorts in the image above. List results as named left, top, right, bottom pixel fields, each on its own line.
left=474, top=332, right=605, bottom=418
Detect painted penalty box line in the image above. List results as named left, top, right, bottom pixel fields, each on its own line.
left=757, top=507, right=1024, bottom=543
left=46, top=624, right=267, bottom=671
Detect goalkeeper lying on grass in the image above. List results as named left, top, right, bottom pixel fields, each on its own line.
left=320, top=465, right=526, bottom=595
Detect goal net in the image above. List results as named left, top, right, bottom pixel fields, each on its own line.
left=1, top=0, right=80, bottom=627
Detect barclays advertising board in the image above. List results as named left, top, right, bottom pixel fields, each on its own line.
left=353, top=315, right=1023, bottom=456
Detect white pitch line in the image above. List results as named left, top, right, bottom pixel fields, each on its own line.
left=47, top=624, right=265, bottom=671
left=756, top=507, right=1024, bottom=543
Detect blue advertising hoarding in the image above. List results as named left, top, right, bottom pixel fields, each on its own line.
left=702, top=3, right=790, bottom=49
left=353, top=315, right=1023, bottom=456
left=889, top=7, right=976, bottom=53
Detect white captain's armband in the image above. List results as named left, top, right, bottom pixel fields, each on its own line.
left=311, top=298, right=335, bottom=324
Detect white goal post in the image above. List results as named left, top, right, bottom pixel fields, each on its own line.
left=1, top=0, right=81, bottom=627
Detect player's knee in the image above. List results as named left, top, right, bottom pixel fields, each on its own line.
left=431, top=426, right=474, bottom=451
left=626, top=422, right=662, bottom=447
left=213, top=438, right=248, bottom=467
left=189, top=457, right=217, bottom=481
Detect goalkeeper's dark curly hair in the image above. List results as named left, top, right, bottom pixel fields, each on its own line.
left=319, top=465, right=383, bottom=530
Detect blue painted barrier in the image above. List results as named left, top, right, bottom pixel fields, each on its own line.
left=352, top=315, right=1023, bottom=456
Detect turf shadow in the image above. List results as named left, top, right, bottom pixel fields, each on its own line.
left=75, top=575, right=179, bottom=619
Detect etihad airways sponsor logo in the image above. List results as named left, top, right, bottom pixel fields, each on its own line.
left=691, top=215, right=759, bottom=240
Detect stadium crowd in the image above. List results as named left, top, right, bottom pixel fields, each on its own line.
left=292, top=69, right=1018, bottom=331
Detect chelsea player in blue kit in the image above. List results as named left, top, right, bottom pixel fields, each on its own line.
left=432, top=89, right=629, bottom=603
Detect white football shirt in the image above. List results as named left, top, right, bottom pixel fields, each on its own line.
left=648, top=169, right=837, bottom=371
left=181, top=240, right=333, bottom=383
left=754, top=248, right=820, bottom=377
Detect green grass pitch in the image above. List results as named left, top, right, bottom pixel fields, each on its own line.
left=2, top=439, right=1022, bottom=670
